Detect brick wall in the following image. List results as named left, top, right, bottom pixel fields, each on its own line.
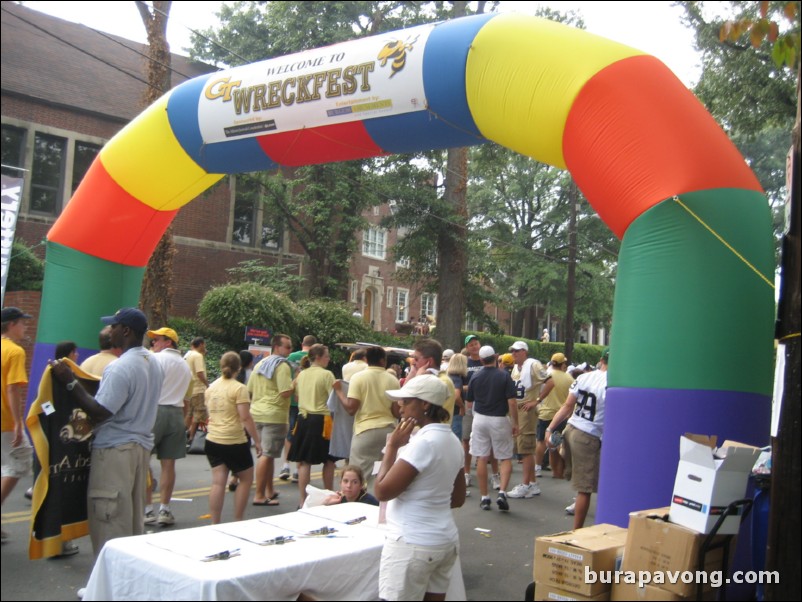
left=1, top=94, right=124, bottom=140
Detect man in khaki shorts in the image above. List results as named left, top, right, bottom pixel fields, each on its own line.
left=184, top=337, right=209, bottom=447
left=506, top=341, right=548, bottom=499
left=546, top=348, right=608, bottom=529
left=50, top=308, right=163, bottom=555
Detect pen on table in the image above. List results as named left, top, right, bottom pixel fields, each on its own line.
left=203, top=548, right=240, bottom=561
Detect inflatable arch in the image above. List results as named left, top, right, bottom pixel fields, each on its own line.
left=34, top=14, right=774, bottom=525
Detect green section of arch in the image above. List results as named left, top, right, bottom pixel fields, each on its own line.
left=608, top=189, right=775, bottom=395
left=38, top=241, right=145, bottom=349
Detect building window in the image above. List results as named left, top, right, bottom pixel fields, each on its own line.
left=1, top=125, right=26, bottom=178
left=350, top=280, right=358, bottom=303
left=362, top=227, right=386, bottom=259
left=232, top=175, right=282, bottom=249
left=421, top=293, right=437, bottom=319
left=396, top=257, right=410, bottom=269
left=386, top=287, right=394, bottom=308
left=71, top=141, right=101, bottom=194
left=396, top=288, right=409, bottom=322
left=30, top=133, right=67, bottom=215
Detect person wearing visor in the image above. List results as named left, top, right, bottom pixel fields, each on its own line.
left=375, top=375, right=466, bottom=601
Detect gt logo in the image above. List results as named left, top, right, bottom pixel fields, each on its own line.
left=204, top=76, right=243, bottom=101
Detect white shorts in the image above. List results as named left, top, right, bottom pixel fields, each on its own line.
left=379, top=536, right=459, bottom=600
left=1, top=431, right=33, bottom=478
left=469, top=413, right=514, bottom=460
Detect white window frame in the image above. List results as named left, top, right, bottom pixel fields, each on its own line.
left=350, top=280, right=358, bottom=303
left=396, top=288, right=409, bottom=322
left=387, top=287, right=394, bottom=308
left=421, top=293, right=437, bottom=319
left=362, top=227, right=387, bottom=260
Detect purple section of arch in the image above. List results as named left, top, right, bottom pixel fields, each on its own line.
left=596, top=387, right=771, bottom=527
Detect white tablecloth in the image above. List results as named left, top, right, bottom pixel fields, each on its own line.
left=82, top=503, right=466, bottom=600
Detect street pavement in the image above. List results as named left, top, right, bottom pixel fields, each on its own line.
left=1, top=452, right=594, bottom=601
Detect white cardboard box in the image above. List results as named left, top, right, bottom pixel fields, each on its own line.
left=669, top=434, right=761, bottom=535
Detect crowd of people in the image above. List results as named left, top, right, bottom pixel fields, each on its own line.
left=2, top=303, right=609, bottom=599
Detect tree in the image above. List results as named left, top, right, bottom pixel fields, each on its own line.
left=137, top=0, right=175, bottom=329
left=247, top=164, right=380, bottom=298
left=467, top=144, right=617, bottom=342
left=5, top=240, right=44, bottom=292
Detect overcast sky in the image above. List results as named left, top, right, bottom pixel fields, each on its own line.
left=22, top=1, right=701, bottom=86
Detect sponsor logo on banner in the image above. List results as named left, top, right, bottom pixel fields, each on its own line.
left=198, top=23, right=433, bottom=143
left=1, top=175, right=24, bottom=305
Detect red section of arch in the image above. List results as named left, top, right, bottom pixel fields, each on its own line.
left=256, top=121, right=387, bottom=166
left=563, top=55, right=762, bottom=239
left=48, top=159, right=178, bottom=267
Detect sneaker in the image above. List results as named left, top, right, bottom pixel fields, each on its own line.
left=291, top=472, right=299, bottom=483
left=535, top=464, right=542, bottom=477
left=565, top=500, right=576, bottom=515
left=507, top=483, right=537, bottom=499
left=144, top=509, right=157, bottom=525
left=59, top=541, right=80, bottom=557
left=464, top=473, right=472, bottom=488
left=480, top=497, right=492, bottom=511
left=528, top=482, right=541, bottom=496
left=77, top=587, right=86, bottom=599
left=279, top=466, right=291, bottom=481
left=491, top=473, right=501, bottom=491
left=496, top=492, right=509, bottom=512
left=24, top=487, right=33, bottom=500
left=157, top=508, right=175, bottom=526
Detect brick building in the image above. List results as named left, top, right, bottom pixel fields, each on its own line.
left=1, top=2, right=456, bottom=337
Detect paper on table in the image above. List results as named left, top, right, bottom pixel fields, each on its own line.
left=146, top=528, right=245, bottom=561
left=213, top=521, right=296, bottom=545
left=260, top=512, right=340, bottom=536
left=300, top=501, right=380, bottom=527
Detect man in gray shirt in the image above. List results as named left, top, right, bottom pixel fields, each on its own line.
left=51, top=308, right=163, bottom=555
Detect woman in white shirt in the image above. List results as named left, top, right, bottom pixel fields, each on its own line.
left=375, top=375, right=466, bottom=601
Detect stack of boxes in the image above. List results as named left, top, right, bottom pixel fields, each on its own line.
left=532, top=435, right=761, bottom=601
left=533, top=524, right=628, bottom=601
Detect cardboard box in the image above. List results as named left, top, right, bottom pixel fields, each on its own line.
left=669, top=434, right=760, bottom=535
left=534, top=524, right=628, bottom=596
left=536, top=583, right=610, bottom=601
left=622, top=508, right=731, bottom=598
left=611, top=582, right=685, bottom=601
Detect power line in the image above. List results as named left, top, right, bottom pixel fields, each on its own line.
left=141, top=0, right=251, bottom=65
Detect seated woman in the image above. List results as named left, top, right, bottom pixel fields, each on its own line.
left=205, top=352, right=261, bottom=524
left=324, top=465, right=379, bottom=506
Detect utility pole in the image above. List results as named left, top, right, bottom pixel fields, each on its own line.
left=564, top=180, right=578, bottom=359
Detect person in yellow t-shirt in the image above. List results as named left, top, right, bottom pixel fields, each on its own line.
left=205, top=352, right=261, bottom=524
left=288, top=344, right=337, bottom=506
left=1, top=307, right=33, bottom=534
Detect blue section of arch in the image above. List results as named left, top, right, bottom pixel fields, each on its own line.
left=167, top=75, right=279, bottom=174
left=422, top=13, right=495, bottom=137
left=363, top=111, right=486, bottom=154
left=364, top=13, right=495, bottom=155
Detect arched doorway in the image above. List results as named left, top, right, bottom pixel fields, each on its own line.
left=362, top=288, right=373, bottom=326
